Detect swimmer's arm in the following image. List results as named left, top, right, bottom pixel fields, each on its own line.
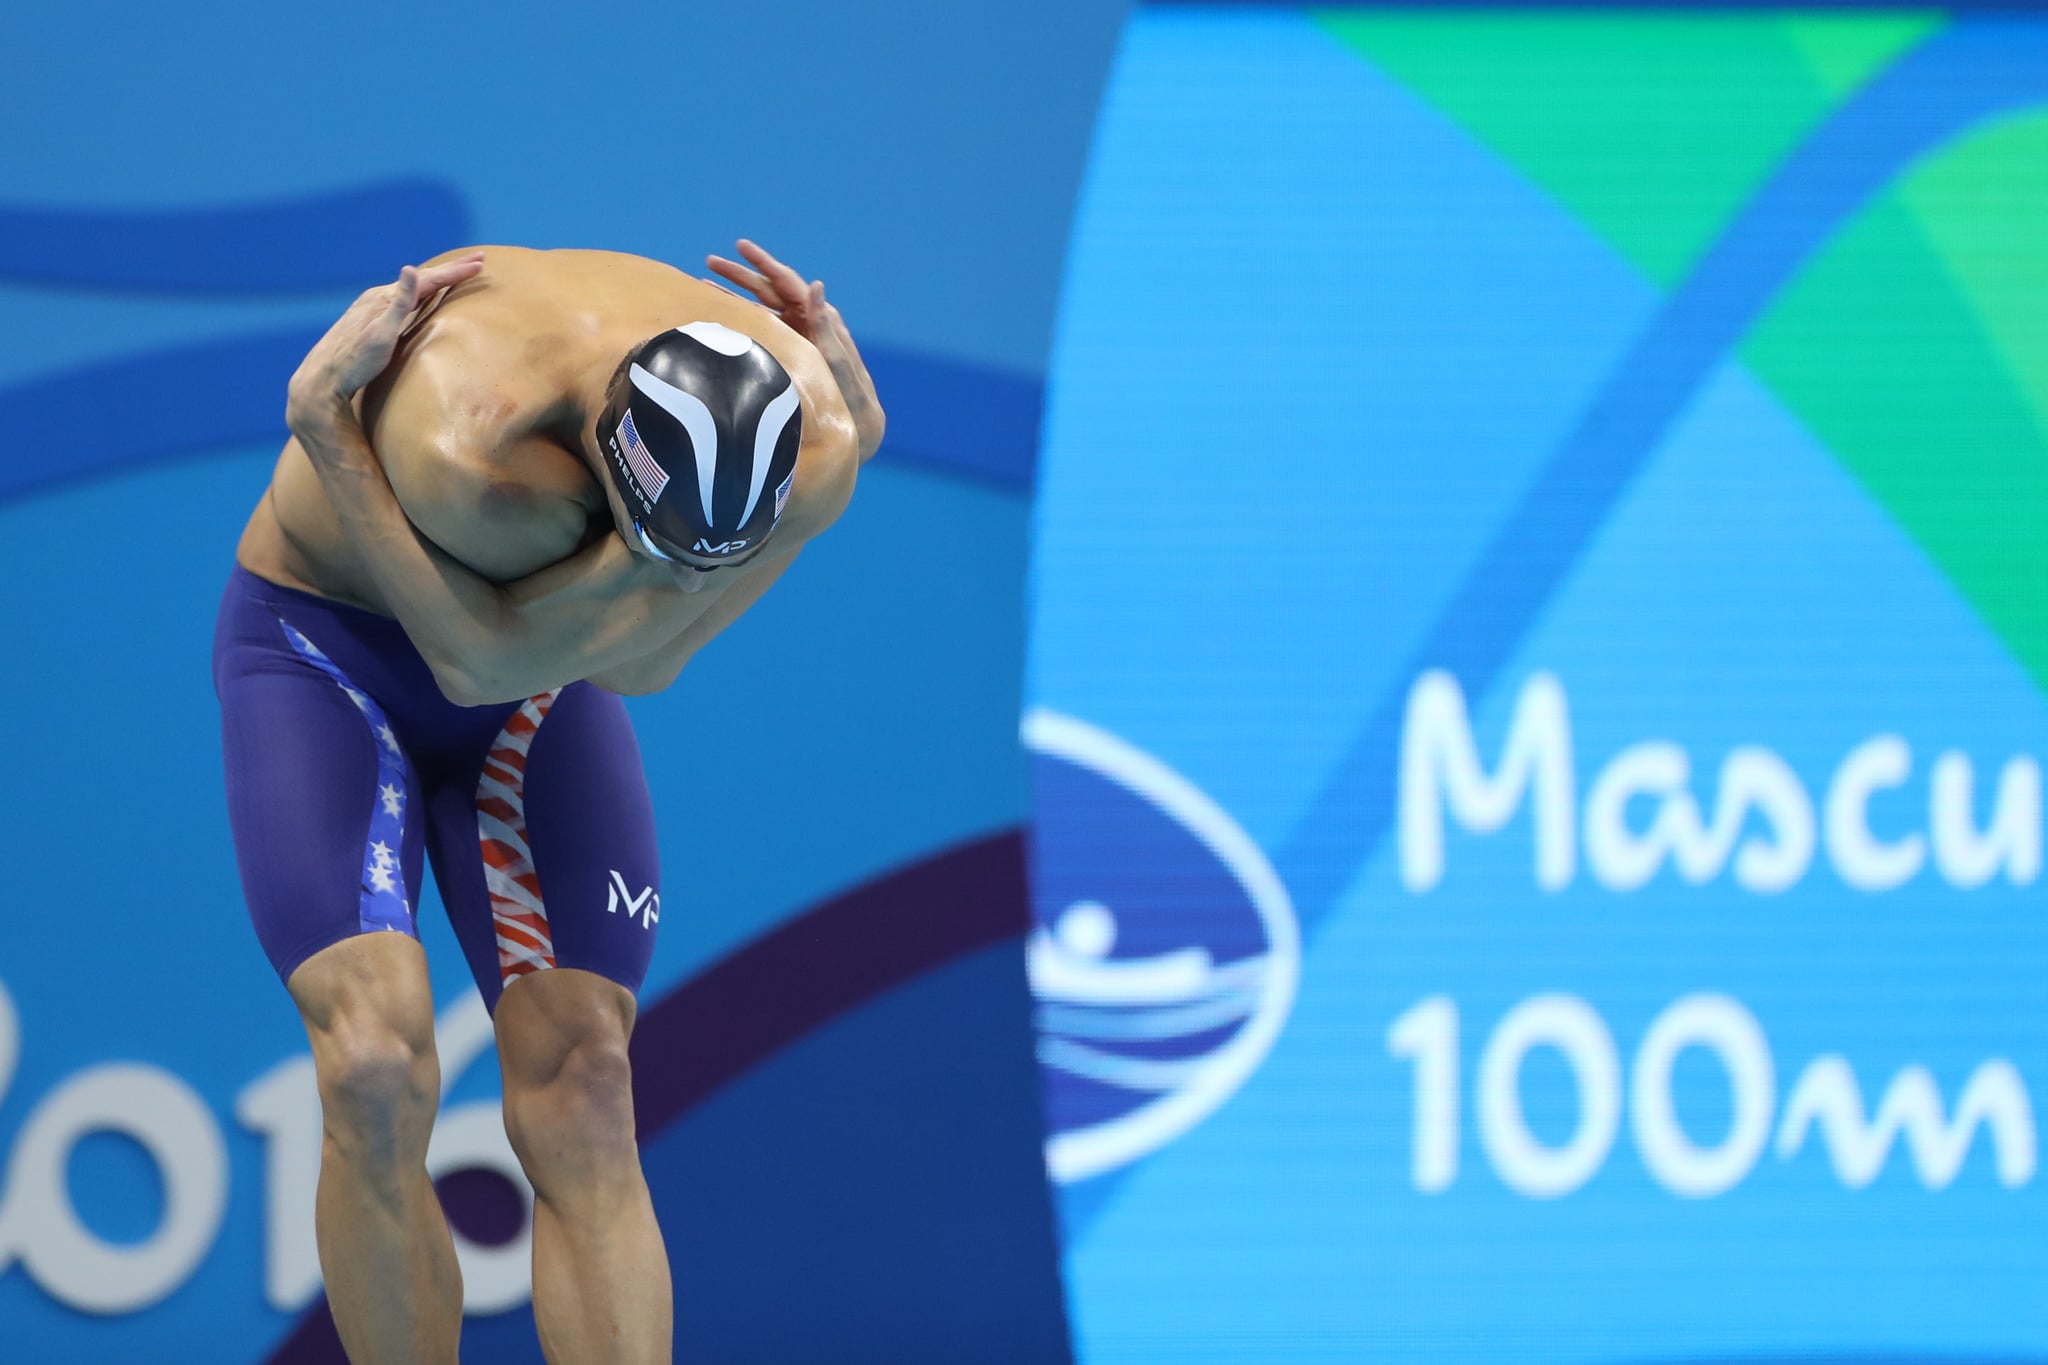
left=585, top=550, right=799, bottom=695
left=287, top=259, right=701, bottom=702
left=289, top=410, right=700, bottom=702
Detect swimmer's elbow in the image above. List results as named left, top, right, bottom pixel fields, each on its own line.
left=587, top=650, right=693, bottom=697
left=592, top=675, right=663, bottom=698
left=423, top=649, right=528, bottom=708
left=426, top=659, right=494, bottom=708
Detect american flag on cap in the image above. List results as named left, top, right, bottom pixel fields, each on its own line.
left=617, top=409, right=670, bottom=504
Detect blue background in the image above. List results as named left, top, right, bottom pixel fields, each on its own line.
left=0, top=2, right=1128, bottom=1359
left=13, top=2, right=2048, bottom=1362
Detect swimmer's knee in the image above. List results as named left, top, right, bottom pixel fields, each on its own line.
left=312, top=1019, right=441, bottom=1179
left=504, top=1034, right=637, bottom=1177
left=497, top=975, right=639, bottom=1189
left=291, top=938, right=442, bottom=1168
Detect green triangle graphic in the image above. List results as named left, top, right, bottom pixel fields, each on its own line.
left=1783, top=15, right=1938, bottom=98
left=1905, top=110, right=2048, bottom=446
left=1317, top=11, right=2046, bottom=685
left=1314, top=11, right=1935, bottom=286
left=1745, top=121, right=2048, bottom=690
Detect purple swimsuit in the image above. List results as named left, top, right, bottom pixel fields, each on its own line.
left=213, top=566, right=660, bottom=1010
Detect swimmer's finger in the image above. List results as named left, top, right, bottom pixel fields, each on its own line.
left=736, top=239, right=810, bottom=303
left=705, top=253, right=767, bottom=290
left=413, top=253, right=484, bottom=296
left=811, top=279, right=846, bottom=339
left=700, top=270, right=756, bottom=304
left=706, top=254, right=781, bottom=305
left=809, top=280, right=885, bottom=457
left=791, top=281, right=830, bottom=338
left=734, top=237, right=791, bottom=276
left=372, top=266, right=421, bottom=326
left=813, top=281, right=871, bottom=378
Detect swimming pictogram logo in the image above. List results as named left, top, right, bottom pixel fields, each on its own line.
left=1024, top=709, right=1300, bottom=1183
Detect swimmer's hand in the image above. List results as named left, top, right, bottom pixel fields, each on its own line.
left=706, top=240, right=885, bottom=462
left=287, top=252, right=487, bottom=429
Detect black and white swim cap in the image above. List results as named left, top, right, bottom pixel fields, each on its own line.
left=597, top=321, right=802, bottom=569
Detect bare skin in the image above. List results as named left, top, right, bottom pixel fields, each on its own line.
left=252, top=243, right=884, bottom=1364
left=246, top=243, right=880, bottom=701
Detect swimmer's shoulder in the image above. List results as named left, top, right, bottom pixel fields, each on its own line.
left=358, top=256, right=607, bottom=579
left=421, top=244, right=699, bottom=309
left=444, top=245, right=867, bottom=537
left=414, top=245, right=846, bottom=400
left=392, top=243, right=862, bottom=544
left=778, top=379, right=860, bottom=548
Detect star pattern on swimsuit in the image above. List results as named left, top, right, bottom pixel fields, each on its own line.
left=377, top=722, right=401, bottom=755
left=367, top=862, right=398, bottom=896
left=369, top=840, right=395, bottom=870
left=379, top=783, right=404, bottom=818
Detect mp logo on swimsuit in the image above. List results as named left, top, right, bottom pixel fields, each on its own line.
left=605, top=871, right=660, bottom=930
left=1023, top=709, right=1300, bottom=1183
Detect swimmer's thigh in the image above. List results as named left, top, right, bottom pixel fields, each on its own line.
left=427, top=684, right=660, bottom=1013
left=218, top=662, right=427, bottom=985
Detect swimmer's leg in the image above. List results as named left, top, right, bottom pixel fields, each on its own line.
left=288, top=934, right=462, bottom=1365
left=216, top=593, right=457, bottom=1363
left=495, top=969, right=670, bottom=1365
left=427, top=683, right=668, bottom=1362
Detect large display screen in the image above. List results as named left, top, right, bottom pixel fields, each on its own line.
left=1027, top=8, right=2048, bottom=1360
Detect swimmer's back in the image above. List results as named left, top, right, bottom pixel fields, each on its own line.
left=237, top=246, right=853, bottom=614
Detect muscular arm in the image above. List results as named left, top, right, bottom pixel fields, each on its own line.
left=284, top=253, right=854, bottom=703
left=586, top=549, right=799, bottom=695
left=288, top=404, right=701, bottom=703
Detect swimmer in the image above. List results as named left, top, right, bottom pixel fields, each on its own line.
left=214, top=242, right=882, bottom=1364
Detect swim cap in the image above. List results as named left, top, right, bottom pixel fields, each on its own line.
left=597, top=321, right=802, bottom=569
